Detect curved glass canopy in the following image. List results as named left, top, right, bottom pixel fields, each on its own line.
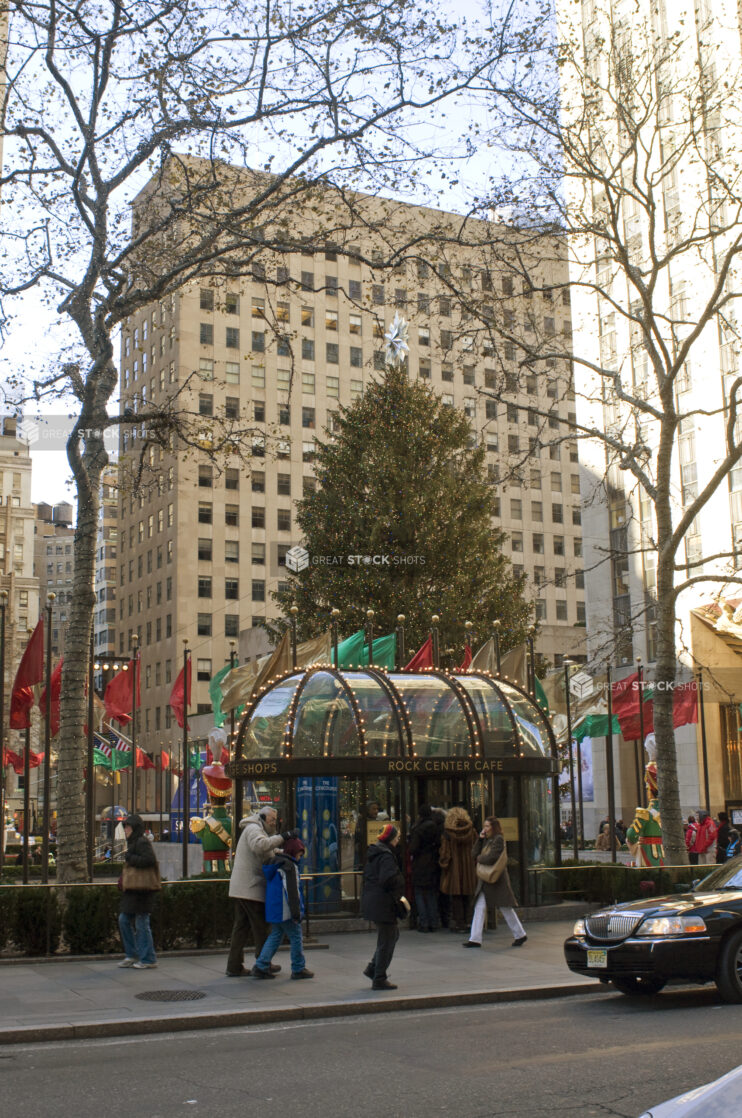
left=239, top=666, right=555, bottom=763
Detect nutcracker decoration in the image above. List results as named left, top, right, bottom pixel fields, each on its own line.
left=190, top=736, right=232, bottom=873
left=626, top=735, right=664, bottom=868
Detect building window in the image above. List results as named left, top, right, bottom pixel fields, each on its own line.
left=533, top=533, right=544, bottom=554
left=198, top=577, right=212, bottom=598
left=277, top=508, right=291, bottom=531
left=302, top=407, right=315, bottom=429
left=225, top=504, right=239, bottom=527
left=251, top=581, right=265, bottom=603
left=252, top=365, right=265, bottom=388
left=302, top=441, right=315, bottom=462
left=199, top=358, right=214, bottom=380
left=253, top=400, right=265, bottom=422
left=225, top=361, right=240, bottom=384
left=277, top=474, right=291, bottom=496
left=511, top=532, right=523, bottom=553
left=198, top=503, right=212, bottom=524
left=326, top=342, right=339, bottom=364
left=225, top=468, right=239, bottom=490
left=226, top=292, right=240, bottom=315
left=199, top=289, right=214, bottom=311
left=327, top=376, right=340, bottom=397
left=251, top=471, right=265, bottom=493
left=225, top=578, right=239, bottom=600
left=198, top=465, right=212, bottom=487
left=556, top=600, right=568, bottom=621
left=252, top=507, right=265, bottom=529
left=302, top=372, right=315, bottom=393
left=552, top=503, right=563, bottom=524
left=197, top=658, right=212, bottom=682
left=372, top=284, right=384, bottom=305
left=225, top=397, right=239, bottom=420
left=302, top=338, right=315, bottom=361
left=510, top=499, right=522, bottom=520
left=200, top=323, right=213, bottom=345
left=225, top=541, right=239, bottom=563
left=252, top=542, right=265, bottom=565
left=197, top=613, right=212, bottom=636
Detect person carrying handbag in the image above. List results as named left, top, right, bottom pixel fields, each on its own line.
left=463, top=817, right=526, bottom=949
left=117, top=813, right=161, bottom=969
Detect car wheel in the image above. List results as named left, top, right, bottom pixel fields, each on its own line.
left=715, top=928, right=742, bottom=1003
left=611, top=976, right=667, bottom=997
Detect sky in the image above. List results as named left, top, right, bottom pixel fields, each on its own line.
left=0, top=0, right=550, bottom=509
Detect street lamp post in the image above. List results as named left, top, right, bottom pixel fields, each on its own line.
left=396, top=614, right=406, bottom=669
left=636, top=657, right=645, bottom=808
left=431, top=615, right=440, bottom=669
left=492, top=620, right=502, bottom=675
left=130, top=633, right=139, bottom=814
left=606, top=661, right=617, bottom=865
left=181, top=639, right=190, bottom=880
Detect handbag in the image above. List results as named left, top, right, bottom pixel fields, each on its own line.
left=476, top=848, right=508, bottom=885
left=121, top=862, right=161, bottom=891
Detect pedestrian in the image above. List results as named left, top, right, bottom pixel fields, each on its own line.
left=716, top=811, right=731, bottom=864
left=685, top=815, right=699, bottom=865
left=117, top=813, right=161, bottom=969
left=225, top=806, right=299, bottom=977
left=361, top=823, right=406, bottom=990
left=692, top=810, right=718, bottom=866
left=438, top=805, right=477, bottom=933
left=463, top=817, right=526, bottom=949
left=408, top=804, right=440, bottom=932
left=252, top=837, right=313, bottom=980
left=727, top=829, right=741, bottom=860
left=595, top=823, right=621, bottom=852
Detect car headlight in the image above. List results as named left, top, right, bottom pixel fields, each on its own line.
left=572, top=918, right=586, bottom=937
left=636, top=915, right=707, bottom=936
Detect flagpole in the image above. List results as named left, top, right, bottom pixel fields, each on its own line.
left=0, top=589, right=7, bottom=875
left=23, top=724, right=31, bottom=885
left=229, top=641, right=237, bottom=843
left=563, top=659, right=578, bottom=862
left=396, top=614, right=405, bottom=669
left=41, top=594, right=54, bottom=884
left=86, top=638, right=95, bottom=880
left=366, top=609, right=374, bottom=665
left=290, top=606, right=298, bottom=669
left=131, top=633, right=139, bottom=815
left=697, top=669, right=711, bottom=816
left=492, top=620, right=502, bottom=675
left=332, top=609, right=341, bottom=668
left=636, top=657, right=645, bottom=808
left=606, top=661, right=617, bottom=865
left=182, top=639, right=190, bottom=880
left=431, top=615, right=440, bottom=669
left=527, top=626, right=536, bottom=699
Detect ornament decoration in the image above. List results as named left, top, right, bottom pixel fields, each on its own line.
left=383, top=311, right=410, bottom=367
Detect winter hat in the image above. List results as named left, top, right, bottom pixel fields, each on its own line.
left=378, top=824, right=398, bottom=844
left=283, top=837, right=305, bottom=859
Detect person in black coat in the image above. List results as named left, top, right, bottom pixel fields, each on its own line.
left=716, top=811, right=731, bottom=864
left=117, top=813, right=159, bottom=969
left=408, top=804, right=440, bottom=932
left=361, top=823, right=405, bottom=990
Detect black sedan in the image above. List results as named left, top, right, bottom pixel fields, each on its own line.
left=564, top=857, right=742, bottom=1001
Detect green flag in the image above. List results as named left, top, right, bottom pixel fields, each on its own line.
left=337, top=629, right=396, bottom=670
left=209, top=663, right=238, bottom=727
left=93, top=748, right=111, bottom=769
left=535, top=676, right=549, bottom=715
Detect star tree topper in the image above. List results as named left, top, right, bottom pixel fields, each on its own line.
left=383, top=311, right=409, bottom=367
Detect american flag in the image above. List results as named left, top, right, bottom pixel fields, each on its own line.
left=93, top=732, right=112, bottom=760
left=108, top=729, right=131, bottom=755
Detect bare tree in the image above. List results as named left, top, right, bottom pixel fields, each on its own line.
left=414, top=1, right=742, bottom=862
left=0, top=0, right=545, bottom=880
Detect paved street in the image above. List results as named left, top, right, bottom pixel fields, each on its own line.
left=2, top=989, right=742, bottom=1118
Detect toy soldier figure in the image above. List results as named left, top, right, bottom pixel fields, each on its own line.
left=626, top=748, right=664, bottom=869
left=190, top=763, right=233, bottom=873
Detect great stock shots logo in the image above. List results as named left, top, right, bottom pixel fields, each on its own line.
left=285, top=546, right=310, bottom=573
left=285, top=544, right=426, bottom=572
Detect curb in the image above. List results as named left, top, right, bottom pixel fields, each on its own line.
left=0, top=982, right=602, bottom=1046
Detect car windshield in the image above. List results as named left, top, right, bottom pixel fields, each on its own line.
left=694, top=855, right=742, bottom=892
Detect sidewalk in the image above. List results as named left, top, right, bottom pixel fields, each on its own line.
left=0, top=919, right=600, bottom=1045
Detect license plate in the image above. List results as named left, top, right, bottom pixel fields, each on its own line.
left=586, top=948, right=608, bottom=968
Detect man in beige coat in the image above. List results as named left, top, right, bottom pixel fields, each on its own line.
left=225, top=807, right=299, bottom=976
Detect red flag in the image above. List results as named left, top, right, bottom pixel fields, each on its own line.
left=104, top=659, right=140, bottom=724
left=169, top=658, right=191, bottom=729
left=136, top=747, right=156, bottom=770
left=9, top=620, right=44, bottom=729
left=672, top=682, right=698, bottom=729
left=458, top=646, right=473, bottom=671
left=27, top=750, right=44, bottom=769
left=39, top=658, right=63, bottom=737
left=160, top=749, right=170, bottom=770
left=220, top=746, right=230, bottom=765
left=611, top=673, right=650, bottom=740
left=3, top=747, right=24, bottom=775
left=404, top=636, right=434, bottom=671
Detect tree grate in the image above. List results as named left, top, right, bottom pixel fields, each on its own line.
left=135, top=989, right=207, bottom=1002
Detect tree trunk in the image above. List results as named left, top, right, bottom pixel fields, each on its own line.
left=56, top=430, right=107, bottom=883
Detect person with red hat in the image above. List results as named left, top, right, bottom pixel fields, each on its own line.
left=252, top=837, right=313, bottom=980
left=361, top=823, right=407, bottom=990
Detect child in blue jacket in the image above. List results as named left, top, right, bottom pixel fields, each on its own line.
left=252, top=837, right=313, bottom=980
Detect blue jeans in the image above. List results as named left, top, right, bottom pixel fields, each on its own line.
left=118, top=912, right=156, bottom=965
left=415, top=888, right=440, bottom=930
left=254, top=920, right=305, bottom=975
